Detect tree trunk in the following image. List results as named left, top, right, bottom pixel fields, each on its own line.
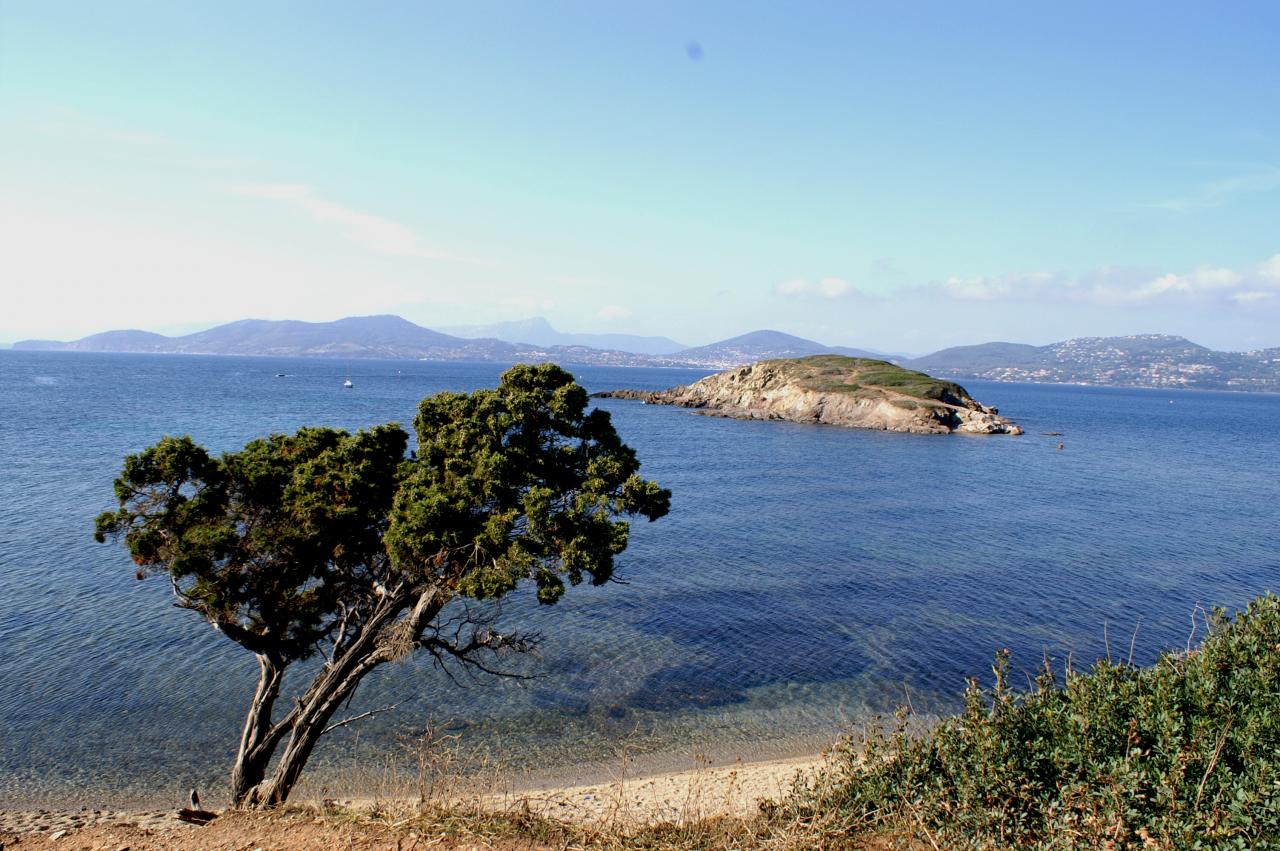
left=244, top=660, right=371, bottom=807
left=235, top=587, right=447, bottom=808
left=230, top=654, right=285, bottom=806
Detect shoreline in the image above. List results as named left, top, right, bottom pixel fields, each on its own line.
left=0, top=750, right=827, bottom=837
left=0, top=729, right=838, bottom=810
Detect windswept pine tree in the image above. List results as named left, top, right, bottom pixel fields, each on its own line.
left=96, top=364, right=670, bottom=808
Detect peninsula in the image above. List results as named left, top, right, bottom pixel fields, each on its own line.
left=595, top=355, right=1024, bottom=435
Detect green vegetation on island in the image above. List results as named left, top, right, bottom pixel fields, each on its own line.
left=766, top=354, right=972, bottom=404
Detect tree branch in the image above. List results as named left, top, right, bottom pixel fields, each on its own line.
left=419, top=622, right=540, bottom=681
left=212, top=617, right=280, bottom=657
left=322, top=703, right=400, bottom=735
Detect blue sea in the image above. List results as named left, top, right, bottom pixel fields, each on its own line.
left=1, top=350, right=1277, bottom=808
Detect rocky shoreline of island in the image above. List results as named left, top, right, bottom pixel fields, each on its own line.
left=595, top=355, right=1023, bottom=435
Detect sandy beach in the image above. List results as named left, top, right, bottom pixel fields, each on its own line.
left=491, top=752, right=819, bottom=819
left=492, top=753, right=823, bottom=824
left=0, top=752, right=826, bottom=847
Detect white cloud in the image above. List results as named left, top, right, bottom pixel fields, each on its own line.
left=818, top=277, right=851, bottom=297
left=941, top=272, right=1057, bottom=301
left=1260, top=254, right=1280, bottom=281
left=1147, top=165, right=1280, bottom=212
left=775, top=277, right=857, bottom=298
left=1132, top=266, right=1241, bottom=300
left=933, top=257, right=1280, bottom=308
left=224, top=183, right=489, bottom=264
left=597, top=304, right=633, bottom=321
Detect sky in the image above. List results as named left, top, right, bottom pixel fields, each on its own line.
left=2, top=1, right=1278, bottom=352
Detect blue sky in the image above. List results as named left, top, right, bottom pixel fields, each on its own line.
left=2, top=2, right=1278, bottom=351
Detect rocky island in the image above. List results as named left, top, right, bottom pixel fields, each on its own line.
left=595, top=355, right=1023, bottom=435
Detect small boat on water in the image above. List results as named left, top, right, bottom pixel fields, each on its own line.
left=342, top=378, right=354, bottom=389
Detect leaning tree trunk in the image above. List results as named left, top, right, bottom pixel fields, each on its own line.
left=233, top=587, right=448, bottom=808
left=244, top=649, right=389, bottom=807
left=229, top=654, right=286, bottom=805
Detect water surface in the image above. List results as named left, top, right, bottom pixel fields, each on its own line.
left=1, top=351, right=1276, bottom=807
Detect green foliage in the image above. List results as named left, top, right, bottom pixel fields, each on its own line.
left=95, top=425, right=408, bottom=659
left=783, top=595, right=1280, bottom=849
left=386, top=363, right=670, bottom=604
left=96, top=363, right=670, bottom=662
left=774, top=355, right=971, bottom=404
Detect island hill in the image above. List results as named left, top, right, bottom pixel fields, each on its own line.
left=596, top=355, right=1024, bottom=435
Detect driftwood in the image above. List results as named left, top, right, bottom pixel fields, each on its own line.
left=176, top=807, right=219, bottom=826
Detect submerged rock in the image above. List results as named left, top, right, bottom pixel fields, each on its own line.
left=594, top=355, right=1023, bottom=435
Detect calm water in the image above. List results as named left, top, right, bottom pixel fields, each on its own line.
left=1, top=350, right=1277, bottom=807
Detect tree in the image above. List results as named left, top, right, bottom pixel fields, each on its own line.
left=95, top=364, right=670, bottom=808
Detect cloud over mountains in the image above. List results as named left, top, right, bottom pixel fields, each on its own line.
left=935, top=254, right=1280, bottom=308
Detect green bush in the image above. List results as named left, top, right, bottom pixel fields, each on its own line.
left=783, top=594, right=1280, bottom=849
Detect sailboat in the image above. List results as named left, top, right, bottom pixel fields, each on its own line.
left=342, top=377, right=354, bottom=389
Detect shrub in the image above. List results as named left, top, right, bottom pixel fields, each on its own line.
left=782, top=594, right=1280, bottom=849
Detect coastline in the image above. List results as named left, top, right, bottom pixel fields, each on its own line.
left=0, top=751, right=826, bottom=841
left=0, top=724, right=839, bottom=811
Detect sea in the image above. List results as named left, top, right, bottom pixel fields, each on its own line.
left=1, top=350, right=1277, bottom=808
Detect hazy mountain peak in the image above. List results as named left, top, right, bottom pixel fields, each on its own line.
left=674, top=329, right=889, bottom=367
left=438, top=316, right=687, bottom=355
left=709, top=329, right=818, bottom=347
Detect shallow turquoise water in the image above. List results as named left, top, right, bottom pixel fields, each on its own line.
left=1, top=351, right=1276, bottom=807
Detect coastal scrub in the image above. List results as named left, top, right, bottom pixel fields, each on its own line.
left=779, top=594, right=1280, bottom=849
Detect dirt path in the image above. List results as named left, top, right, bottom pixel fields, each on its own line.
left=0, top=809, right=548, bottom=850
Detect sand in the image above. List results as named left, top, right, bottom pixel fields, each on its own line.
left=0, top=752, right=826, bottom=846
left=496, top=754, right=823, bottom=823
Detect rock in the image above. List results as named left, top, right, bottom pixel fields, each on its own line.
left=594, top=355, right=1023, bottom=436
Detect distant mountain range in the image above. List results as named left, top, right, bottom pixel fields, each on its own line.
left=12, top=318, right=1280, bottom=392
left=906, top=334, right=1280, bottom=393
left=438, top=317, right=687, bottom=356
left=13, top=315, right=678, bottom=367
left=16, top=315, right=521, bottom=360
left=11, top=316, right=891, bottom=371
